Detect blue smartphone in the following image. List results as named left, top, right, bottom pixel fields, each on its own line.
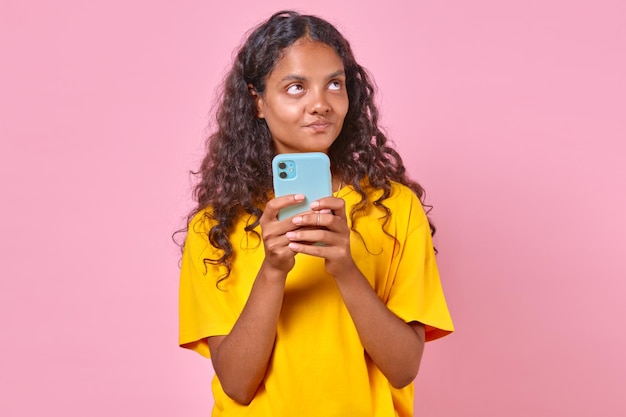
left=272, top=152, right=332, bottom=220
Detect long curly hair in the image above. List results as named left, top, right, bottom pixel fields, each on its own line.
left=180, top=10, right=434, bottom=280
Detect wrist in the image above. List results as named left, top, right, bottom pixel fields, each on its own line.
left=329, top=260, right=361, bottom=283
left=259, top=261, right=290, bottom=283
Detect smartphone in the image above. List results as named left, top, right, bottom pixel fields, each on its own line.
left=272, top=152, right=332, bottom=220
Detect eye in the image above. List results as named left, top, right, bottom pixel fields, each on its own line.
left=328, top=80, right=342, bottom=91
left=286, top=84, right=304, bottom=95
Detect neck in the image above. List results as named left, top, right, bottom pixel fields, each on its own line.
left=333, top=177, right=343, bottom=193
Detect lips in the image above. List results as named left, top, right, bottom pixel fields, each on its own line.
left=306, top=119, right=331, bottom=131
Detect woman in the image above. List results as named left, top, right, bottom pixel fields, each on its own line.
left=178, top=10, right=453, bottom=416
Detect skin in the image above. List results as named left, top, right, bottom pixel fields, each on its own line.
left=250, top=38, right=349, bottom=156
left=208, top=38, right=426, bottom=405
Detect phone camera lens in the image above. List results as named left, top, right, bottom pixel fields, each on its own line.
left=278, top=162, right=287, bottom=170
left=279, top=171, right=287, bottom=179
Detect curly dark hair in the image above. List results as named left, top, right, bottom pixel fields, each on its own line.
left=179, top=10, right=435, bottom=280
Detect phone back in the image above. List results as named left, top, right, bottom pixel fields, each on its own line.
left=272, top=152, right=332, bottom=220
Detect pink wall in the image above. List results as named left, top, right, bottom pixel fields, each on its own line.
left=1, top=1, right=624, bottom=415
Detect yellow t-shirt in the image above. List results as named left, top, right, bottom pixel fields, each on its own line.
left=179, top=182, right=454, bottom=417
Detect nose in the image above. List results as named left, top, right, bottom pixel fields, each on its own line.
left=307, top=88, right=331, bottom=114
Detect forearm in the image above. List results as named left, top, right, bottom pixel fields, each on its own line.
left=209, top=263, right=287, bottom=404
left=334, top=266, right=425, bottom=388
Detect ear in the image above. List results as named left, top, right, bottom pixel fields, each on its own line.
left=248, top=84, right=265, bottom=119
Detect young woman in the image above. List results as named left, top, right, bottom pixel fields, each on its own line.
left=178, top=10, right=454, bottom=416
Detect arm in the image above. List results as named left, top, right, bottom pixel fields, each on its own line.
left=207, top=194, right=305, bottom=404
left=286, top=198, right=425, bottom=388
left=327, top=266, right=426, bottom=388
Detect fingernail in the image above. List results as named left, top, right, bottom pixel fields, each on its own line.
left=320, top=209, right=332, bottom=214
left=294, top=194, right=305, bottom=201
left=310, top=201, right=320, bottom=209
left=292, top=216, right=303, bottom=225
left=286, top=231, right=296, bottom=239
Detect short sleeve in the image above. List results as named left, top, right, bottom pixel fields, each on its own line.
left=178, top=213, right=239, bottom=358
left=385, top=190, right=454, bottom=342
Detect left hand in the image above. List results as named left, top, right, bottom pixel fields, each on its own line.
left=285, top=196, right=356, bottom=277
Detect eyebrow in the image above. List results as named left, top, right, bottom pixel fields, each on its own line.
left=279, top=70, right=346, bottom=83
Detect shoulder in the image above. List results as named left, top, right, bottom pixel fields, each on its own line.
left=342, top=181, right=428, bottom=231
left=384, top=181, right=429, bottom=229
left=186, top=209, right=214, bottom=238
left=185, top=208, right=258, bottom=251
left=183, top=208, right=226, bottom=257
left=388, top=181, right=420, bottom=201
left=377, top=181, right=424, bottom=211
left=343, top=180, right=425, bottom=215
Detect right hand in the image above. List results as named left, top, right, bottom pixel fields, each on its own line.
left=259, top=194, right=307, bottom=274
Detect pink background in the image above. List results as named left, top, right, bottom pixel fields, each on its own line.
left=1, top=1, right=625, bottom=416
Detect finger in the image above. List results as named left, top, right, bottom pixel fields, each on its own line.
left=262, top=194, right=306, bottom=220
left=264, top=233, right=296, bottom=254
left=287, top=241, right=327, bottom=256
left=291, top=212, right=331, bottom=228
left=262, top=214, right=302, bottom=242
left=286, top=228, right=327, bottom=244
left=309, top=197, right=347, bottom=220
left=291, top=207, right=342, bottom=231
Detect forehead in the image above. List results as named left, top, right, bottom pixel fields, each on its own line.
left=268, top=39, right=344, bottom=80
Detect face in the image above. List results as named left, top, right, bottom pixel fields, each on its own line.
left=252, top=39, right=349, bottom=155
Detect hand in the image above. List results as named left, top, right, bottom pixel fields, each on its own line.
left=259, top=194, right=306, bottom=275
left=285, top=196, right=357, bottom=277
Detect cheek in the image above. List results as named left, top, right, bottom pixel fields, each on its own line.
left=266, top=99, right=301, bottom=124
left=264, top=108, right=300, bottom=137
left=334, top=96, right=349, bottom=120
